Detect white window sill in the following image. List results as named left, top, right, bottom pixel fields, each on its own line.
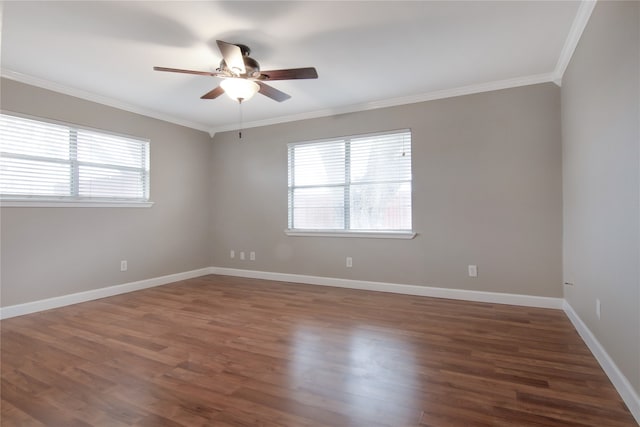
left=285, top=229, right=417, bottom=239
left=0, top=199, right=154, bottom=208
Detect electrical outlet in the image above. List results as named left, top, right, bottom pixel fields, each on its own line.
left=596, top=299, right=601, bottom=319
left=120, top=260, right=127, bottom=272
left=468, top=265, right=477, bottom=277
left=346, top=257, right=353, bottom=268
left=230, top=250, right=235, bottom=259
left=250, top=251, right=255, bottom=261
left=240, top=251, right=245, bottom=261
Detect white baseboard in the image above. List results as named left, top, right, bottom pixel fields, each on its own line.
left=209, top=267, right=564, bottom=309
left=0, top=267, right=211, bottom=320
left=563, top=300, right=640, bottom=424
left=0, top=266, right=564, bottom=320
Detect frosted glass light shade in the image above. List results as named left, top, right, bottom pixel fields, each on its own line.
left=220, top=78, right=260, bottom=102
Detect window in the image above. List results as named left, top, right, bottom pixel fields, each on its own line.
left=287, top=129, right=412, bottom=236
left=0, top=112, right=150, bottom=205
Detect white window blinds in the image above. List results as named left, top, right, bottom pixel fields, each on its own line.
left=0, top=113, right=149, bottom=202
left=288, top=129, right=412, bottom=232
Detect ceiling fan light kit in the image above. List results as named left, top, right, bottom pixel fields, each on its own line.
left=220, top=78, right=259, bottom=102
left=154, top=40, right=318, bottom=104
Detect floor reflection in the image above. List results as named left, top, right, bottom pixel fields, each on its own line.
left=290, top=323, right=419, bottom=423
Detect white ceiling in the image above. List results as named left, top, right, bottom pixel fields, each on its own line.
left=1, top=1, right=588, bottom=135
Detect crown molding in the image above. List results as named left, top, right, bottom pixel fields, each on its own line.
left=552, top=0, right=597, bottom=85
left=1, top=3, right=594, bottom=137
left=0, top=69, right=212, bottom=134
left=1, top=68, right=556, bottom=137
left=209, top=72, right=556, bottom=134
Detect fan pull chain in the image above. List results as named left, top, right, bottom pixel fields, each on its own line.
left=238, top=98, right=243, bottom=139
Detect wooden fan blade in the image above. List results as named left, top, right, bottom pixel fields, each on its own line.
left=216, top=40, right=246, bottom=75
left=257, top=82, right=291, bottom=102
left=259, top=67, right=318, bottom=80
left=201, top=86, right=225, bottom=99
left=153, top=66, right=221, bottom=77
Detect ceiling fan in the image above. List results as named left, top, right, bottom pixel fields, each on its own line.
left=154, top=40, right=318, bottom=103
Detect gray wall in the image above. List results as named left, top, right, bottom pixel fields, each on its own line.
left=562, top=2, right=640, bottom=393
left=211, top=83, right=563, bottom=297
left=0, top=79, right=213, bottom=306
left=0, top=79, right=564, bottom=306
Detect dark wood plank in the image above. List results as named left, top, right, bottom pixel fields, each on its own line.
left=1, top=274, right=636, bottom=426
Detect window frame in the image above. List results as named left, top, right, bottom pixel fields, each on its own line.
left=0, top=111, right=153, bottom=208
left=286, top=129, right=416, bottom=239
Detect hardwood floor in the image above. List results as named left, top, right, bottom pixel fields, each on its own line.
left=1, top=274, right=636, bottom=426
